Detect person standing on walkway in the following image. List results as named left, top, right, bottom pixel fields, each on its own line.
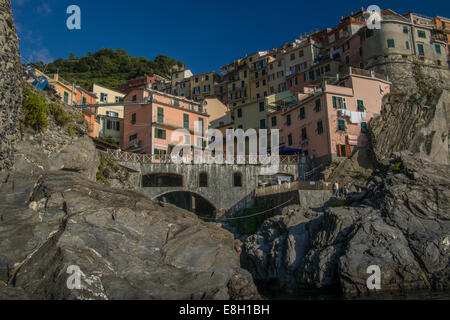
left=333, top=181, right=339, bottom=197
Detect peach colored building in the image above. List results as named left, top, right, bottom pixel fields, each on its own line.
left=76, top=87, right=98, bottom=138
left=123, top=89, right=209, bottom=157
left=282, top=68, right=391, bottom=164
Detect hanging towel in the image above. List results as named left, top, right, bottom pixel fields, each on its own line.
left=350, top=111, right=363, bottom=124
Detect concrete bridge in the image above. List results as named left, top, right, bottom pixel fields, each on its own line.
left=104, top=150, right=299, bottom=218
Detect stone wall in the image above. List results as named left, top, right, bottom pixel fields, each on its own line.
left=367, top=55, right=450, bottom=92
left=0, top=0, right=22, bottom=171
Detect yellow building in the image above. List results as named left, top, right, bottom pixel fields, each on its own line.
left=202, top=98, right=229, bottom=123
left=91, top=83, right=126, bottom=147
left=190, top=71, right=220, bottom=101
left=232, top=100, right=268, bottom=131
left=91, top=83, right=126, bottom=118
left=246, top=51, right=275, bottom=102
left=47, top=74, right=77, bottom=105
left=227, top=60, right=250, bottom=108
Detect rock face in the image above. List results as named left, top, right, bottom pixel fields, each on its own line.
left=0, top=0, right=22, bottom=171
left=370, top=62, right=450, bottom=166
left=242, top=152, right=450, bottom=295
left=0, top=171, right=259, bottom=300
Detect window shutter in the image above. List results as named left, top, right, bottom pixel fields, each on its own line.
left=162, top=130, right=166, bottom=139
left=333, top=96, right=337, bottom=108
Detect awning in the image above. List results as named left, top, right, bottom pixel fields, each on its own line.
left=279, top=147, right=302, bottom=154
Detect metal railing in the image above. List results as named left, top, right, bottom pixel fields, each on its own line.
left=103, top=149, right=299, bottom=165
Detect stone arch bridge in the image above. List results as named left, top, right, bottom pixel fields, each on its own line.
left=104, top=150, right=299, bottom=219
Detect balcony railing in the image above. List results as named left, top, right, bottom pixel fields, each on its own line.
left=104, top=149, right=299, bottom=165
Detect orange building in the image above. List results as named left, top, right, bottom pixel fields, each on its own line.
left=123, top=89, right=209, bottom=157
left=76, top=87, right=99, bottom=138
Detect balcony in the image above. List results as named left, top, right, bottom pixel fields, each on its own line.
left=285, top=70, right=297, bottom=78
left=153, top=118, right=204, bottom=133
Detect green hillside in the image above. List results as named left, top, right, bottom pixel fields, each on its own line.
left=31, top=48, right=184, bottom=91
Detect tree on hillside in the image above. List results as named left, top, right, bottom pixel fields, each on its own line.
left=30, top=48, right=181, bottom=91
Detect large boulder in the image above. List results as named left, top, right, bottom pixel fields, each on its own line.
left=242, top=152, right=450, bottom=296
left=0, top=171, right=260, bottom=300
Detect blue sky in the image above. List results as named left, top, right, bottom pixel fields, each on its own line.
left=12, top=0, right=449, bottom=74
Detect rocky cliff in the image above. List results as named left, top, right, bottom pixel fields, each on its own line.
left=0, top=0, right=22, bottom=171
left=370, top=64, right=450, bottom=165
left=242, top=152, right=449, bottom=296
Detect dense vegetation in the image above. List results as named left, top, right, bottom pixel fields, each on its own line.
left=21, top=86, right=85, bottom=136
left=31, top=48, right=184, bottom=90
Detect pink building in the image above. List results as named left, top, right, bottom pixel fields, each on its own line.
left=282, top=68, right=391, bottom=164
left=123, top=89, right=209, bottom=157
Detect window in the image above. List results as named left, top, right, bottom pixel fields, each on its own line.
left=361, top=122, right=368, bottom=134
left=262, top=80, right=266, bottom=86
left=345, top=56, right=350, bottom=64
left=183, top=114, right=189, bottom=129
left=357, top=100, right=365, bottom=111
left=260, top=119, right=266, bottom=129
left=82, top=97, right=86, bottom=105
left=157, top=107, right=164, bottom=123
left=106, top=120, right=120, bottom=131
left=172, top=99, right=180, bottom=107
left=237, top=108, right=242, bottom=118
left=315, top=99, right=322, bottom=112
left=403, top=26, right=409, bottom=34
left=418, top=44, right=424, bottom=55
left=153, top=149, right=167, bottom=158
left=418, top=30, right=426, bottom=38
left=131, top=113, right=136, bottom=124
left=155, top=128, right=166, bottom=139
left=271, top=116, right=277, bottom=127
left=199, top=173, right=208, bottom=187
left=184, top=135, right=191, bottom=145
left=299, top=107, right=306, bottom=120
left=100, top=93, right=108, bottom=102
left=301, top=128, right=307, bottom=140
left=288, top=134, right=293, bottom=146
left=256, top=81, right=260, bottom=88
left=198, top=118, right=204, bottom=134
left=64, top=92, right=69, bottom=103
left=387, top=39, right=395, bottom=48
left=287, top=114, right=292, bottom=126
left=317, top=120, right=324, bottom=135
left=435, top=44, right=442, bottom=54
left=290, top=53, right=295, bottom=60
left=406, top=41, right=410, bottom=50
left=132, top=95, right=137, bottom=102
left=255, top=72, right=259, bottom=79
left=107, top=111, right=119, bottom=118
left=333, top=96, right=347, bottom=109
left=366, top=29, right=374, bottom=38
left=233, top=172, right=243, bottom=187
left=205, top=75, right=209, bottom=81
left=338, top=119, right=346, bottom=131
left=259, top=102, right=265, bottom=112
left=244, top=70, right=247, bottom=78
left=129, top=134, right=137, bottom=142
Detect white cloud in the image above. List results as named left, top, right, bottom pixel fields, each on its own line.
left=35, top=2, right=52, bottom=16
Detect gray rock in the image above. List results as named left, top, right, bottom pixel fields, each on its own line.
left=0, top=171, right=260, bottom=300
left=242, top=152, right=450, bottom=296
